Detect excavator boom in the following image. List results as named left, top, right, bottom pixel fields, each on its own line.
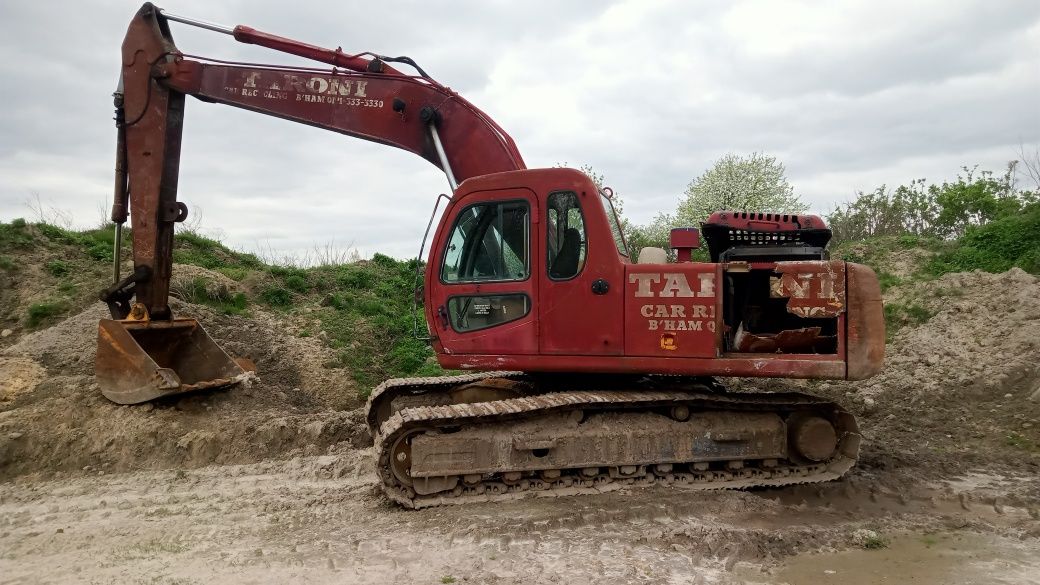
left=98, top=3, right=526, bottom=403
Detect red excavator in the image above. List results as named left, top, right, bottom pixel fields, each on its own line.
left=98, top=4, right=884, bottom=508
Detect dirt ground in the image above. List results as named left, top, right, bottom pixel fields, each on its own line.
left=1, top=268, right=1038, bottom=584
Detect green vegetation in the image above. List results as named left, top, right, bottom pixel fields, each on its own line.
left=925, top=204, right=1040, bottom=276
left=825, top=163, right=1039, bottom=281
left=0, top=218, right=122, bottom=262
left=0, top=218, right=445, bottom=397
left=45, top=259, right=70, bottom=276
left=440, top=577, right=456, bottom=584
left=173, top=230, right=263, bottom=271
left=27, top=301, right=70, bottom=329
left=260, top=286, right=293, bottom=307
left=0, top=218, right=34, bottom=249
left=308, top=258, right=443, bottom=393
left=1005, top=432, right=1036, bottom=451
left=173, top=231, right=445, bottom=394
left=883, top=302, right=934, bottom=339
left=172, top=276, right=249, bottom=316
left=862, top=533, right=889, bottom=550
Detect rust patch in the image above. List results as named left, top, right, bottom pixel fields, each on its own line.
left=772, top=261, right=846, bottom=318
left=733, top=323, right=834, bottom=353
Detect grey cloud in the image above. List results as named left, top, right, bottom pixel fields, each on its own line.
left=1, top=0, right=1037, bottom=257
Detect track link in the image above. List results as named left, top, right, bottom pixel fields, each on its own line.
left=370, top=385, right=860, bottom=509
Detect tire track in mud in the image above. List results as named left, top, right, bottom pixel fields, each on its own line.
left=1, top=451, right=1037, bottom=584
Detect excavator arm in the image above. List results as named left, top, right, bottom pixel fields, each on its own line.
left=105, top=2, right=524, bottom=321
left=97, top=3, right=525, bottom=403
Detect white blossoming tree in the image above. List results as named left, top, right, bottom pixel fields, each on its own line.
left=676, top=152, right=808, bottom=226
left=627, top=152, right=808, bottom=259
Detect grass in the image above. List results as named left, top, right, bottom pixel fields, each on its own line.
left=173, top=230, right=263, bottom=271
left=862, top=533, right=888, bottom=550
left=171, top=276, right=249, bottom=316
left=883, top=302, right=934, bottom=339
left=1005, top=432, right=1036, bottom=451
left=45, top=259, right=70, bottom=276
left=27, top=301, right=69, bottom=329
left=3, top=218, right=449, bottom=397
left=440, top=577, right=456, bottom=584
left=316, top=261, right=444, bottom=393
left=0, top=218, right=34, bottom=248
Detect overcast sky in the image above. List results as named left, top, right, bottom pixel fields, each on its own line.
left=1, top=0, right=1038, bottom=260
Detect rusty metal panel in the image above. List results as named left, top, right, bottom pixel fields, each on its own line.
left=440, top=352, right=847, bottom=380
left=845, top=262, right=885, bottom=380
left=410, top=411, right=786, bottom=478
left=771, top=261, right=846, bottom=318
left=96, top=318, right=248, bottom=404
left=121, top=4, right=186, bottom=321
left=733, top=325, right=832, bottom=353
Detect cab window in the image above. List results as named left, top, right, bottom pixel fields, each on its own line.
left=448, top=294, right=530, bottom=332
left=441, top=200, right=530, bottom=283
left=546, top=191, right=586, bottom=280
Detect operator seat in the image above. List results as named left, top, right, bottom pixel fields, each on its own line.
left=550, top=227, right=582, bottom=279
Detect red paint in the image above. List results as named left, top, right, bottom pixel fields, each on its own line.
left=112, top=4, right=885, bottom=388
left=669, top=228, right=701, bottom=262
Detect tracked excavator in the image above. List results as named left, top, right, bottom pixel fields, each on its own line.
left=98, top=4, right=885, bottom=508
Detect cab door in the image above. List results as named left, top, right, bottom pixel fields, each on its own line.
left=428, top=188, right=539, bottom=355
left=538, top=189, right=625, bottom=355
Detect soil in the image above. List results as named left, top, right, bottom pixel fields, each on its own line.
left=1, top=267, right=1038, bottom=583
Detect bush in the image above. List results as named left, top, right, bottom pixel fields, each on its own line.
left=0, top=219, right=34, bottom=248
left=45, top=260, right=70, bottom=276
left=284, top=274, right=309, bottom=293
left=334, top=266, right=375, bottom=290
left=927, top=203, right=1040, bottom=275
left=261, top=286, right=292, bottom=307
left=27, top=301, right=69, bottom=328
left=827, top=164, right=1037, bottom=246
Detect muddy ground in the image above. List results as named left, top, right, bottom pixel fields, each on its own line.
left=1, top=268, right=1038, bottom=584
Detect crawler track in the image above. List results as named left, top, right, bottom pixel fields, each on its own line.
left=366, top=375, right=860, bottom=509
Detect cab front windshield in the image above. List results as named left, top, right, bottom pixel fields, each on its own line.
left=600, top=191, right=629, bottom=257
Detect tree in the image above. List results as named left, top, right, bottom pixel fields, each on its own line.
left=626, top=152, right=807, bottom=259
left=675, top=152, right=808, bottom=226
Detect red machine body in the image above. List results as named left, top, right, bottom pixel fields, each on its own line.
left=424, top=169, right=882, bottom=381
left=98, top=3, right=883, bottom=407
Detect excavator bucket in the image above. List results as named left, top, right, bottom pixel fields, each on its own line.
left=96, top=318, right=252, bottom=405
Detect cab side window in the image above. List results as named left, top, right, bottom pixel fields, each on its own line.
left=441, top=200, right=530, bottom=283
left=546, top=191, right=586, bottom=280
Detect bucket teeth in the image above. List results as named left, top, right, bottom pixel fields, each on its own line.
left=96, top=318, right=248, bottom=404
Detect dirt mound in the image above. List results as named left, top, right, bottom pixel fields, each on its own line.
left=862, top=267, right=1040, bottom=399
left=780, top=268, right=1040, bottom=479
left=0, top=300, right=367, bottom=480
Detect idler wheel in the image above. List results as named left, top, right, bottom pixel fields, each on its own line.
left=390, top=428, right=433, bottom=486
left=789, top=415, right=838, bottom=462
